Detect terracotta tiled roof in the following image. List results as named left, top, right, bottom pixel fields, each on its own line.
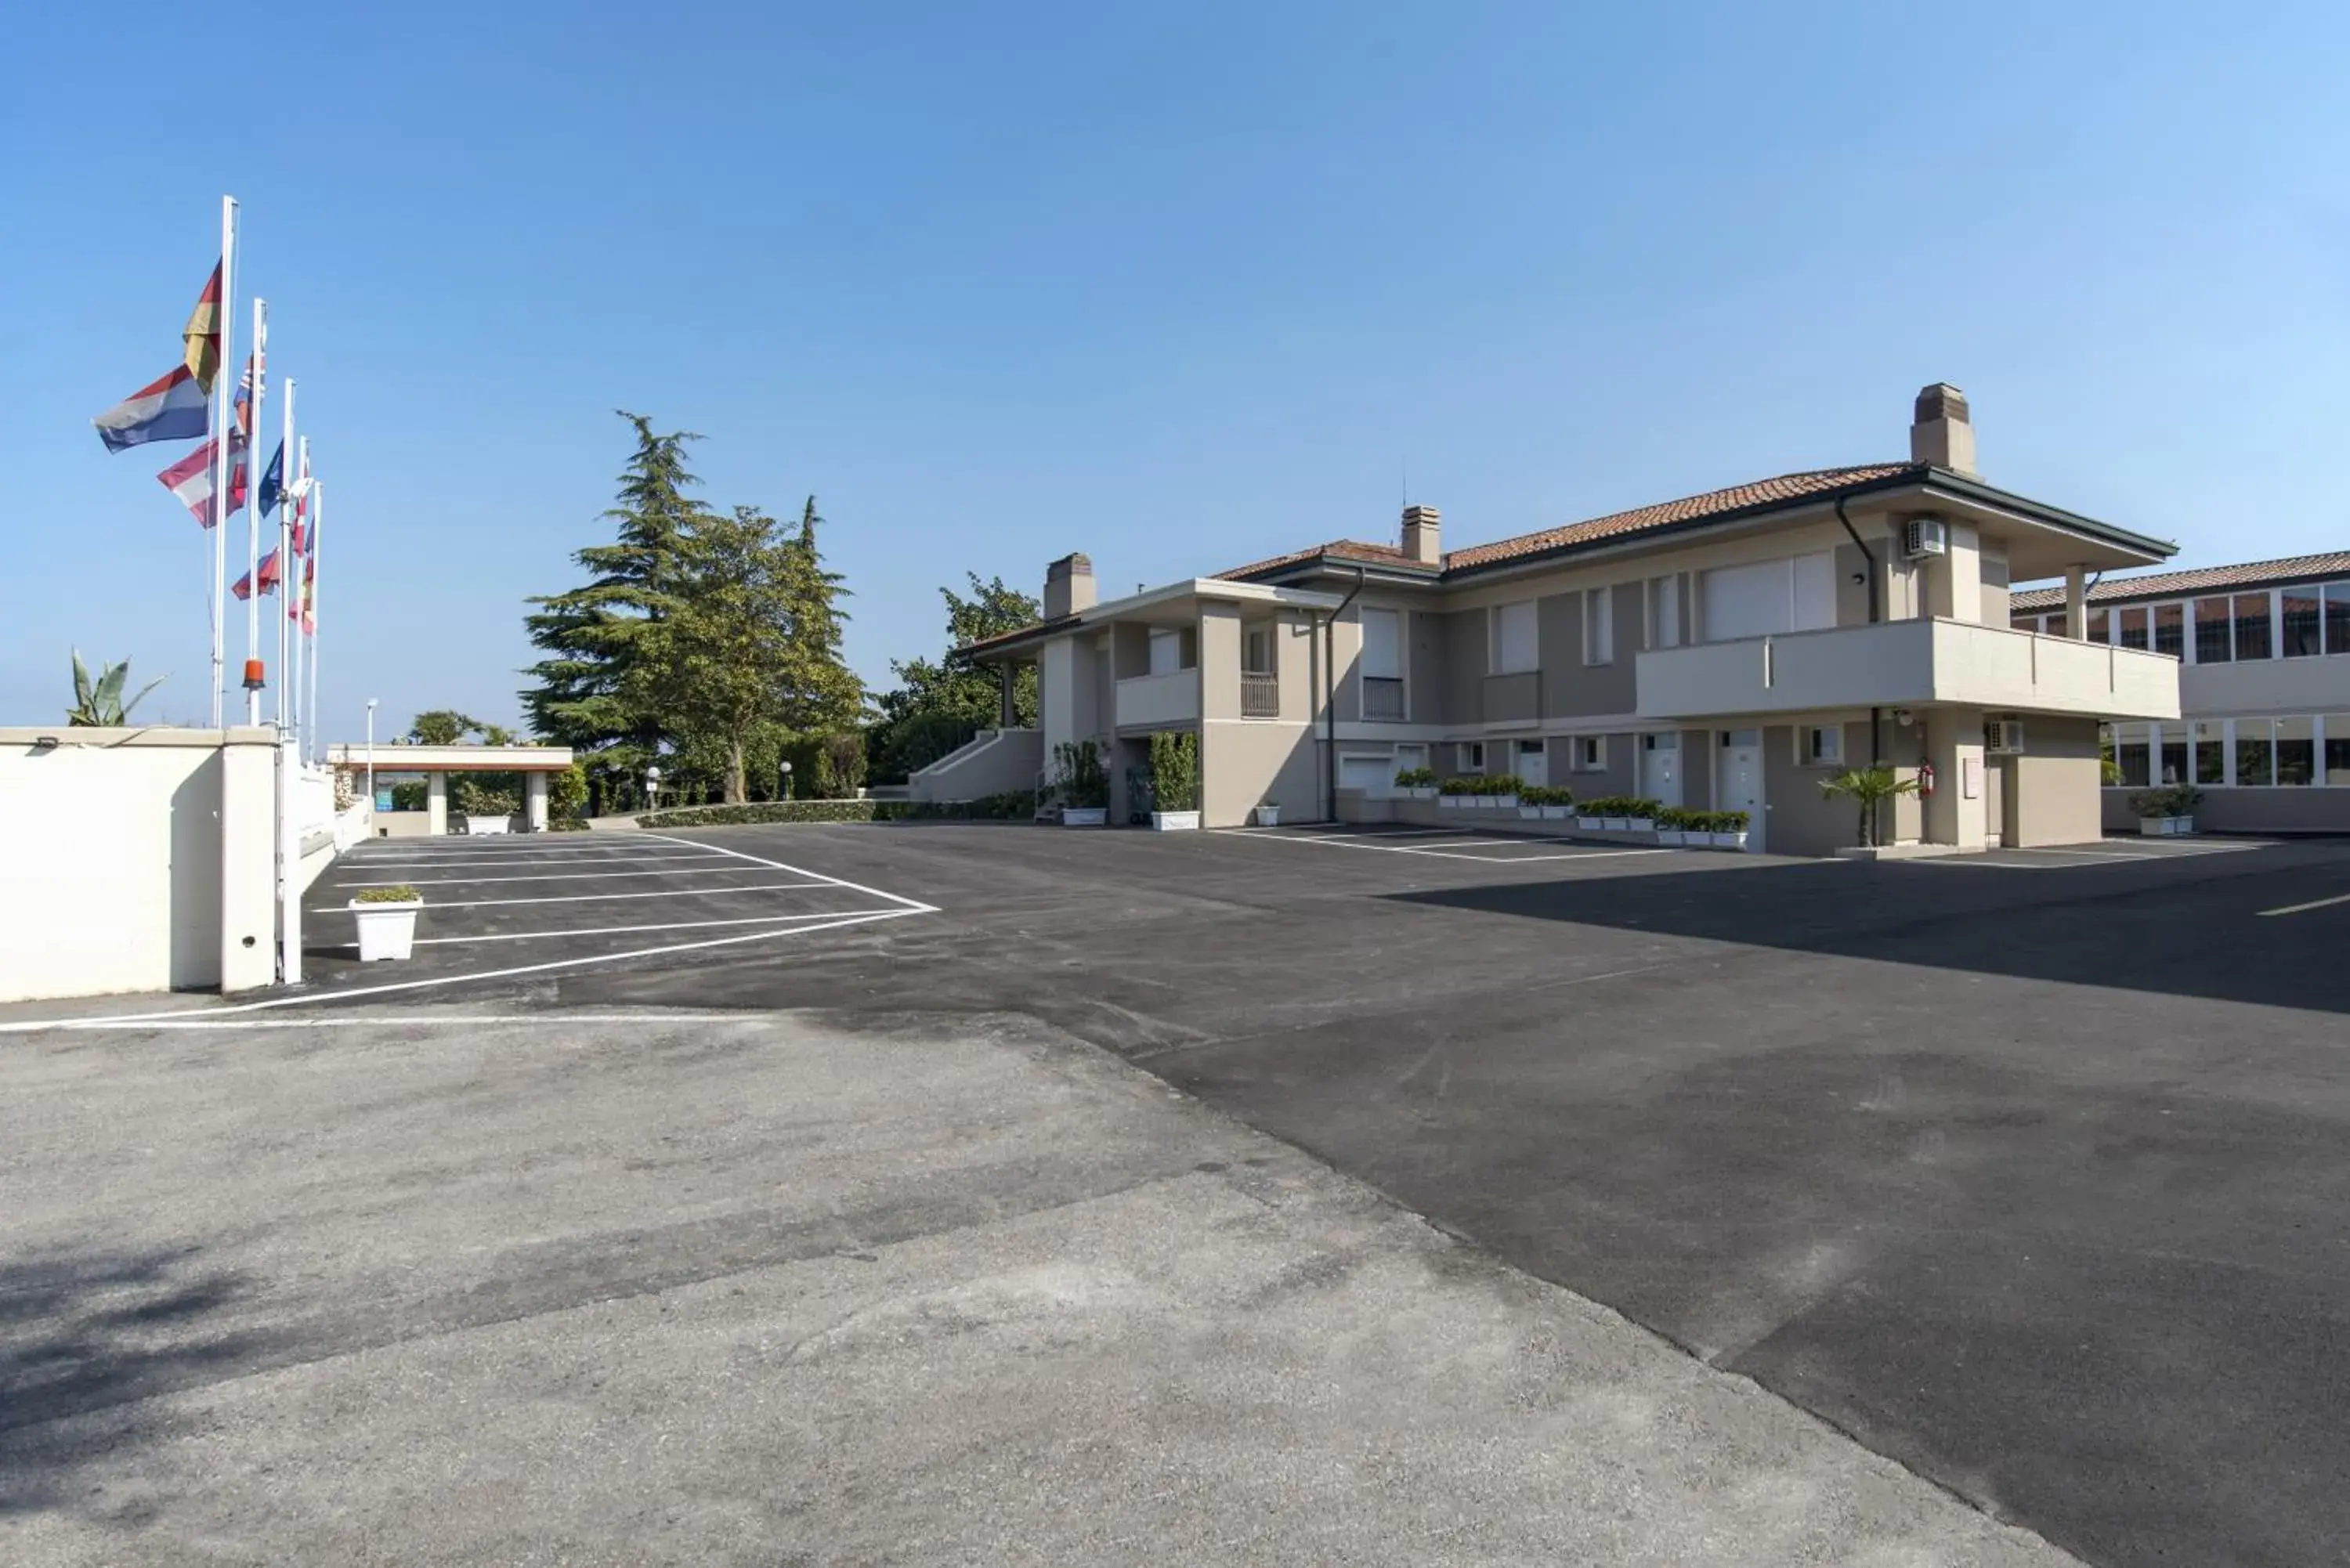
left=2008, top=549, right=2350, bottom=611
left=1217, top=464, right=1923, bottom=581
left=957, top=612, right=1079, bottom=657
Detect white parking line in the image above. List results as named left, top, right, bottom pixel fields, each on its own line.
left=414, top=880, right=839, bottom=911
left=2258, top=891, right=2350, bottom=917
left=638, top=833, right=939, bottom=914
left=330, top=852, right=731, bottom=873
left=411, top=912, right=868, bottom=945
left=1235, top=832, right=1671, bottom=865
left=338, top=865, right=797, bottom=887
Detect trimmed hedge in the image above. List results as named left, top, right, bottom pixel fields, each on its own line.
left=637, top=791, right=1035, bottom=829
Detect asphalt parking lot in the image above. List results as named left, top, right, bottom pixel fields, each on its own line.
left=9, top=821, right=2350, bottom=1566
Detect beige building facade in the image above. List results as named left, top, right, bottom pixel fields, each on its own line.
left=941, top=386, right=2182, bottom=852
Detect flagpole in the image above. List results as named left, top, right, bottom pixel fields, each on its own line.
left=277, top=378, right=295, bottom=728
left=307, top=481, right=324, bottom=764
left=243, top=298, right=267, bottom=724
left=210, top=195, right=238, bottom=728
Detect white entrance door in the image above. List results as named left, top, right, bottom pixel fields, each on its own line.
left=1716, top=728, right=1764, bottom=851
left=1515, top=738, right=1546, bottom=788
left=1640, top=733, right=1681, bottom=807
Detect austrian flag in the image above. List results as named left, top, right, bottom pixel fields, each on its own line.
left=157, top=438, right=247, bottom=529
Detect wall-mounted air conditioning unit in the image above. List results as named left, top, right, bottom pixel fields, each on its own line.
left=1903, top=517, right=1948, bottom=559
left=1984, top=719, right=2025, bottom=754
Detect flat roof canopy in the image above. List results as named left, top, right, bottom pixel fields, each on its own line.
left=327, top=743, right=574, bottom=773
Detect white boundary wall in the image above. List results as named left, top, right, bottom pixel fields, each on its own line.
left=0, top=727, right=291, bottom=1001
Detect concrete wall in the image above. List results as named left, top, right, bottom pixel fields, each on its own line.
left=1441, top=609, right=1483, bottom=725
left=909, top=728, right=1046, bottom=802
left=2008, top=716, right=2103, bottom=847
left=2103, top=786, right=2350, bottom=834
left=1536, top=586, right=1640, bottom=719
left=1202, top=721, right=1318, bottom=827
left=0, top=727, right=282, bottom=1002
left=1407, top=609, right=1444, bottom=725
left=1762, top=722, right=1875, bottom=857
left=1551, top=732, right=1635, bottom=802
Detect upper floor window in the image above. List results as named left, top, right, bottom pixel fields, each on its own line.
left=1491, top=600, right=1538, bottom=674
left=2115, top=606, right=2149, bottom=650
left=1149, top=629, right=1184, bottom=676
left=1699, top=553, right=1835, bottom=643
left=1241, top=624, right=1274, bottom=675
left=2193, top=598, right=2234, bottom=664
left=1647, top=576, right=1680, bottom=649
left=1360, top=608, right=1404, bottom=721
left=1583, top=588, right=1614, bottom=665
left=2153, top=602, right=2185, bottom=657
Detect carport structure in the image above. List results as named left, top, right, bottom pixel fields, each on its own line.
left=327, top=742, right=573, bottom=835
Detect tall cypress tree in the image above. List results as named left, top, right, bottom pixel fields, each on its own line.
left=782, top=496, right=864, bottom=741
left=520, top=412, right=710, bottom=766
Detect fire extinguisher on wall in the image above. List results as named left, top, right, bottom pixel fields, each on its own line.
left=1917, top=761, right=1936, bottom=797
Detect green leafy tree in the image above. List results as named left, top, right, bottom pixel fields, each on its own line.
left=867, top=574, right=1041, bottom=782
left=1817, top=764, right=1922, bottom=847
left=67, top=651, right=164, bottom=726
left=520, top=412, right=710, bottom=768
left=637, top=500, right=866, bottom=803
left=407, top=710, right=482, bottom=746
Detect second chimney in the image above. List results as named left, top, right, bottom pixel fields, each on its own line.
left=1401, top=504, right=1442, bottom=566
left=1909, top=383, right=1978, bottom=475
left=1044, top=552, right=1096, bottom=620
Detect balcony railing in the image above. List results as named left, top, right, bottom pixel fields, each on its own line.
left=1241, top=673, right=1280, bottom=717
left=1361, top=677, right=1405, bottom=721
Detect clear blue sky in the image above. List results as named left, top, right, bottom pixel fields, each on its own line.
left=5, top=2, right=2343, bottom=738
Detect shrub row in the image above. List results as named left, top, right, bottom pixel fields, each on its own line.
left=1572, top=796, right=1665, bottom=818
left=1654, top=807, right=1751, bottom=832
left=638, top=791, right=1036, bottom=829
left=1436, top=773, right=1528, bottom=796
left=2124, top=783, right=2205, bottom=818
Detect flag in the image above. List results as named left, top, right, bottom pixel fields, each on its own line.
left=291, top=552, right=315, bottom=632
left=157, top=437, right=248, bottom=528
left=233, top=351, right=262, bottom=441
left=92, top=365, right=209, bottom=452
left=183, top=261, right=222, bottom=392
left=231, top=547, right=282, bottom=601
left=257, top=443, right=285, bottom=516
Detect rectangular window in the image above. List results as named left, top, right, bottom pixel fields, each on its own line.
left=2193, top=598, right=2233, bottom=664
left=1698, top=554, right=1834, bottom=642
left=1648, top=576, right=1680, bottom=649
left=2327, top=585, right=2350, bottom=656
left=2011, top=614, right=2040, bottom=633
left=2115, top=605, right=2150, bottom=650
left=1455, top=741, right=1485, bottom=773
left=1492, top=601, right=1538, bottom=674
left=2193, top=720, right=2225, bottom=785
left=1149, top=629, right=1183, bottom=676
left=1583, top=589, right=1613, bottom=665
left=1240, top=626, right=1272, bottom=675
left=2326, top=717, right=2350, bottom=786
left=2282, top=589, right=2324, bottom=658
left=2087, top=608, right=2110, bottom=645
left=2153, top=601, right=2185, bottom=659
left=2159, top=724, right=2189, bottom=786
left=2117, top=725, right=2151, bottom=787
left=2235, top=719, right=2274, bottom=786
left=2233, top=593, right=2272, bottom=662
left=1572, top=735, right=1605, bottom=771
left=1799, top=725, right=1843, bottom=767
left=2277, top=717, right=2316, bottom=786
left=1359, top=609, right=1401, bottom=678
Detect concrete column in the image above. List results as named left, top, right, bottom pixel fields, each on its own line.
left=1923, top=523, right=1982, bottom=624
left=426, top=772, right=449, bottom=836
left=219, top=729, right=278, bottom=993
left=999, top=663, right=1016, bottom=728
left=1922, top=707, right=1988, bottom=851
left=526, top=771, right=549, bottom=831
left=2063, top=565, right=2088, bottom=640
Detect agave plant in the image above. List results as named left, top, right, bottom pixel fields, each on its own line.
left=67, top=650, right=165, bottom=727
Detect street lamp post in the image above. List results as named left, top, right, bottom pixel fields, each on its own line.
left=645, top=764, right=662, bottom=813
left=779, top=759, right=793, bottom=800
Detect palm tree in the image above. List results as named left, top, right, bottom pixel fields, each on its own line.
left=67, top=650, right=164, bottom=727
left=1817, top=764, right=1922, bottom=848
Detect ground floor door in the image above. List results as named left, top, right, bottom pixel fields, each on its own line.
left=1639, top=733, right=1682, bottom=807
left=1339, top=755, right=1392, bottom=797
left=1716, top=728, right=1763, bottom=852
left=1513, top=738, right=1547, bottom=788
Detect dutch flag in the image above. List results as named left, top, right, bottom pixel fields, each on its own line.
left=92, top=364, right=212, bottom=453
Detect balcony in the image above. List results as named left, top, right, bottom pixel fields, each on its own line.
left=1115, top=668, right=1199, bottom=729
left=1635, top=618, right=2181, bottom=722
left=1241, top=673, right=1281, bottom=718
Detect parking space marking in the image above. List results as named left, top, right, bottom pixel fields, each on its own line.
left=638, top=832, right=940, bottom=914
left=344, top=849, right=730, bottom=866
left=331, top=854, right=732, bottom=875
left=2258, top=891, right=2350, bottom=917
left=337, top=865, right=808, bottom=887
left=1233, top=830, right=1672, bottom=865
left=421, top=880, right=840, bottom=911
left=409, top=911, right=874, bottom=946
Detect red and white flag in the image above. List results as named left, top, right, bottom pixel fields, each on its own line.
left=157, top=437, right=247, bottom=529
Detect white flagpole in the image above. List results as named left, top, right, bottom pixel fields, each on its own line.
left=277, top=378, right=295, bottom=728
left=306, top=480, right=324, bottom=764
left=242, top=298, right=267, bottom=724
left=291, top=436, right=310, bottom=754
left=209, top=196, right=238, bottom=728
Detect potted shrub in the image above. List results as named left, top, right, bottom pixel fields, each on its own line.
left=1653, top=807, right=1689, bottom=847
left=1148, top=732, right=1200, bottom=831
left=1574, top=796, right=1606, bottom=830
left=1394, top=766, right=1439, bottom=800
left=1517, top=784, right=1549, bottom=820
left=350, top=884, right=423, bottom=962
left=1541, top=786, right=1572, bottom=821
left=2134, top=784, right=2202, bottom=836
left=1598, top=797, right=1632, bottom=833
left=1625, top=797, right=1661, bottom=833
left=1708, top=810, right=1752, bottom=850
left=1438, top=775, right=1477, bottom=809
left=1053, top=740, right=1111, bottom=827
left=1253, top=799, right=1282, bottom=827
left=2168, top=783, right=2204, bottom=835
left=1484, top=773, right=1523, bottom=810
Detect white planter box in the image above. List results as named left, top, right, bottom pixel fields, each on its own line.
left=1253, top=805, right=1281, bottom=827
left=1061, top=807, right=1108, bottom=827
left=1150, top=810, right=1201, bottom=832
left=1541, top=805, right=1568, bottom=820
left=2140, top=815, right=2195, bottom=836
left=1440, top=796, right=1463, bottom=809
left=1602, top=817, right=1629, bottom=832
left=1711, top=830, right=1749, bottom=850
left=1408, top=786, right=1437, bottom=800
left=2175, top=815, right=2195, bottom=835
left=1575, top=816, right=1602, bottom=830
left=1492, top=794, right=1520, bottom=810
left=466, top=816, right=512, bottom=836
left=1626, top=817, right=1654, bottom=833
left=1656, top=829, right=1686, bottom=846
left=1519, top=805, right=1543, bottom=820
left=349, top=899, right=421, bottom=962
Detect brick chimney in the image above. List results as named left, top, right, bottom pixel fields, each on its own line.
left=1043, top=552, right=1095, bottom=620
left=1909, top=383, right=1978, bottom=475
left=1401, top=504, right=1442, bottom=566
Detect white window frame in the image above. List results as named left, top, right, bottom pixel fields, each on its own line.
left=1490, top=601, right=1538, bottom=675
left=1583, top=588, right=1614, bottom=666
left=1455, top=741, right=1486, bottom=773
left=1647, top=575, right=1681, bottom=650
left=1148, top=628, right=1183, bottom=677
left=1571, top=735, right=1607, bottom=772
left=1798, top=724, right=1844, bottom=768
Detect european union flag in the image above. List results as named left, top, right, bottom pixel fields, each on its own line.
left=258, top=442, right=285, bottom=518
